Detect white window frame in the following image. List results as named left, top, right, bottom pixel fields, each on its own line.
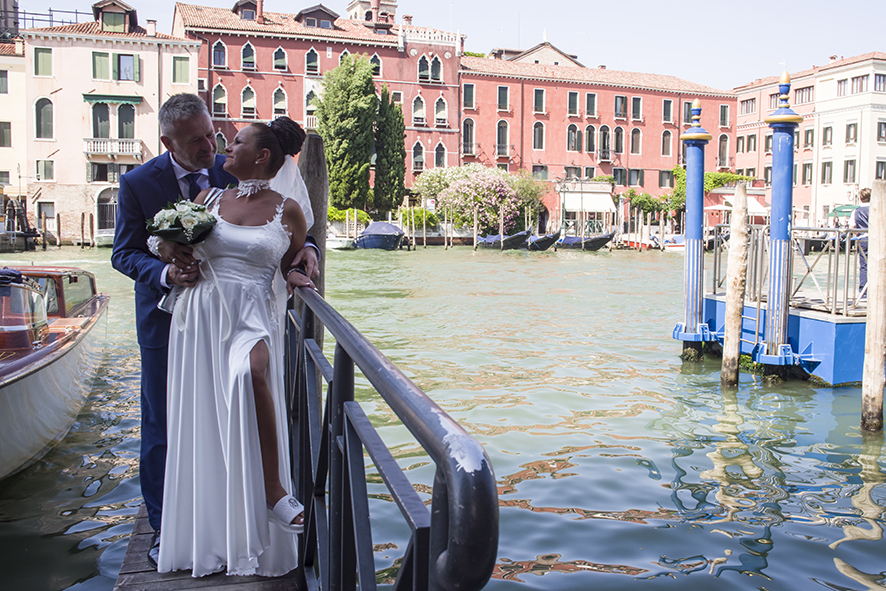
left=305, top=47, right=319, bottom=75
left=241, top=42, right=256, bottom=71
left=463, top=83, right=475, bottom=110
left=412, top=95, right=426, bottom=126
left=434, top=97, right=448, bottom=127
left=532, top=121, right=544, bottom=151
left=273, top=47, right=288, bottom=71
left=662, top=99, right=673, bottom=123
left=212, top=40, right=227, bottom=69
left=273, top=86, right=287, bottom=116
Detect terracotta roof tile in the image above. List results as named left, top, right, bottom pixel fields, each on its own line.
left=734, top=51, right=886, bottom=90
left=0, top=43, right=21, bottom=55
left=25, top=21, right=183, bottom=40
left=176, top=2, right=446, bottom=45
left=459, top=56, right=734, bottom=97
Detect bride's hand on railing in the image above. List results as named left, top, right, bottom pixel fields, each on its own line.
left=285, top=266, right=315, bottom=296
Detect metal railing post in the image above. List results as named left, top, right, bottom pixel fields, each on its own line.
left=329, top=344, right=354, bottom=591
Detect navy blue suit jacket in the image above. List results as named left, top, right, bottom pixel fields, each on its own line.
left=111, top=152, right=237, bottom=349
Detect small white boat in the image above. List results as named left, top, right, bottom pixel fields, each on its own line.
left=0, top=267, right=110, bottom=480
left=94, top=228, right=115, bottom=247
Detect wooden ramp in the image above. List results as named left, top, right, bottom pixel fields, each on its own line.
left=114, top=504, right=299, bottom=591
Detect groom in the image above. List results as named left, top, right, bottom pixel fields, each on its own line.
left=111, top=93, right=318, bottom=566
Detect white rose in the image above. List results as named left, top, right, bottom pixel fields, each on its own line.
left=180, top=213, right=198, bottom=231
left=175, top=202, right=191, bottom=214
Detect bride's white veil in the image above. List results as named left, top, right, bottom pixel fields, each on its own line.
left=269, top=154, right=314, bottom=230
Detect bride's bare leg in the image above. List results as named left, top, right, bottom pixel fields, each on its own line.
left=250, top=340, right=304, bottom=526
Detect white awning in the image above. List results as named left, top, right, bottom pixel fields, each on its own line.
left=563, top=191, right=616, bottom=213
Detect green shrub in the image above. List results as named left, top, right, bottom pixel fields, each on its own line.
left=328, top=206, right=371, bottom=225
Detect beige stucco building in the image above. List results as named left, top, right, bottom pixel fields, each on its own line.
left=0, top=38, right=27, bottom=203
left=23, top=0, right=199, bottom=243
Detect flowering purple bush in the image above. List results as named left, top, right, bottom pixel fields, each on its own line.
left=438, top=169, right=520, bottom=232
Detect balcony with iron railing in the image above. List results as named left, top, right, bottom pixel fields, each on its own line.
left=83, top=138, right=143, bottom=159
left=462, top=142, right=479, bottom=156
left=598, top=148, right=612, bottom=162
left=493, top=144, right=513, bottom=158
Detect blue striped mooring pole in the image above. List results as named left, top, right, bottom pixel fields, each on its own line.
left=756, top=72, right=803, bottom=368
left=673, top=99, right=714, bottom=357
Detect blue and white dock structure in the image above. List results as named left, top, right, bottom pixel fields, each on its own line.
left=673, top=99, right=715, bottom=356
left=674, top=73, right=869, bottom=385
left=756, top=72, right=805, bottom=369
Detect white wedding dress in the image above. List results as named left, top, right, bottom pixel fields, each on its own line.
left=158, top=191, right=298, bottom=577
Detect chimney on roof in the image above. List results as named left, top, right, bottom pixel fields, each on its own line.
left=402, top=14, right=412, bottom=25
left=146, top=19, right=156, bottom=36
left=829, top=54, right=838, bottom=62
left=598, top=64, right=606, bottom=69
left=14, top=37, right=23, bottom=55
left=256, top=0, right=264, bottom=22
left=371, top=0, right=380, bottom=22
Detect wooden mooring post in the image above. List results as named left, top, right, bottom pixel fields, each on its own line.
left=721, top=182, right=750, bottom=386
left=861, top=180, right=885, bottom=432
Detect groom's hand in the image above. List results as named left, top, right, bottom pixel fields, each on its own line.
left=167, top=264, right=200, bottom=287
left=158, top=240, right=198, bottom=270
left=292, top=247, right=319, bottom=280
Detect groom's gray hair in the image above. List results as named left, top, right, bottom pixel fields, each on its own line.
left=159, top=94, right=210, bottom=137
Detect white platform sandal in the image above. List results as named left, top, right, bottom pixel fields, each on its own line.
left=268, top=495, right=305, bottom=534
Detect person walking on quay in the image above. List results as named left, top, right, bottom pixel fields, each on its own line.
left=111, top=94, right=318, bottom=567
left=849, top=187, right=871, bottom=295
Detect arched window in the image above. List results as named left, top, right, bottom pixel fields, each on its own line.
left=599, top=125, right=611, bottom=160
left=305, top=48, right=319, bottom=74
left=719, top=134, right=728, bottom=167
left=412, top=96, right=425, bottom=125
left=430, top=57, right=441, bottom=82
left=92, top=103, right=110, bottom=138
left=434, top=98, right=447, bottom=126
left=241, top=42, right=255, bottom=70
left=273, top=88, right=287, bottom=116
left=412, top=142, right=424, bottom=171
left=306, top=90, right=317, bottom=113
left=36, top=98, right=53, bottom=139
left=118, top=104, right=135, bottom=139
left=661, top=130, right=672, bottom=156
left=630, top=128, right=641, bottom=155
left=273, top=48, right=287, bottom=71
left=418, top=56, right=429, bottom=81
left=567, top=124, right=580, bottom=152
left=496, top=120, right=509, bottom=157
left=533, top=122, right=544, bottom=150
left=339, top=49, right=350, bottom=65
left=462, top=118, right=474, bottom=155
left=212, top=41, right=226, bottom=68
left=613, top=126, right=624, bottom=153
left=212, top=84, right=227, bottom=116
left=215, top=131, right=227, bottom=154
left=435, top=143, right=445, bottom=168
left=585, top=125, right=595, bottom=152
left=370, top=54, right=381, bottom=76
left=241, top=86, right=256, bottom=118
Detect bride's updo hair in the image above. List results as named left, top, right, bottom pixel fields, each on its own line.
left=250, top=116, right=306, bottom=175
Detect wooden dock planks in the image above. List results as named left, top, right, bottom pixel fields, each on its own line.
left=114, top=504, right=299, bottom=591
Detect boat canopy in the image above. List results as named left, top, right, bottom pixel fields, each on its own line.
left=360, top=221, right=405, bottom=236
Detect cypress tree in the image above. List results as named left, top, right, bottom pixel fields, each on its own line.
left=374, top=84, right=406, bottom=214
left=315, top=55, right=378, bottom=210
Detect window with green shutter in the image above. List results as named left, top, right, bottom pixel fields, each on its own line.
left=0, top=70, right=7, bottom=94
left=242, top=44, right=255, bottom=70
left=93, top=52, right=110, bottom=80
left=114, top=54, right=139, bottom=81
left=0, top=122, right=10, bottom=147
left=274, top=49, right=286, bottom=71
left=102, top=12, right=125, bottom=33
left=173, top=56, right=188, bottom=83
left=118, top=104, right=135, bottom=138
left=35, top=98, right=52, bottom=138
left=37, top=160, right=54, bottom=181
left=92, top=103, right=110, bottom=138
left=35, top=48, right=52, bottom=76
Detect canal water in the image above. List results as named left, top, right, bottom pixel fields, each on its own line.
left=0, top=246, right=883, bottom=591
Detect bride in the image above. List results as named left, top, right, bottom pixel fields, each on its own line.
left=158, top=117, right=313, bottom=577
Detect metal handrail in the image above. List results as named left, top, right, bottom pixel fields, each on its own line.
left=708, top=223, right=868, bottom=316
left=286, top=288, right=499, bottom=591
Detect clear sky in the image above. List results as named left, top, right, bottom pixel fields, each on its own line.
left=17, top=0, right=884, bottom=90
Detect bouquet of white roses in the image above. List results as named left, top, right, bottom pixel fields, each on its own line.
left=147, top=199, right=216, bottom=245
